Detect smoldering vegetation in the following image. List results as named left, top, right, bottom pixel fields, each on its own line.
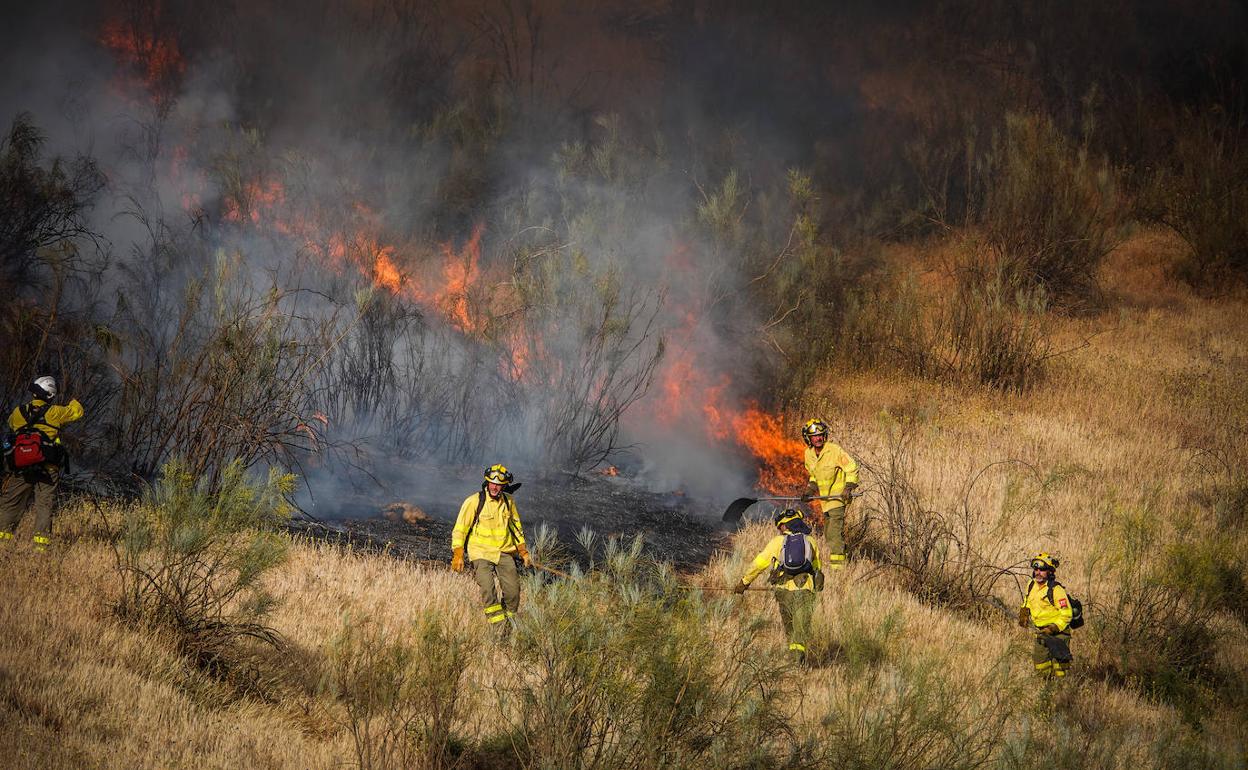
left=2, top=6, right=1248, bottom=765
left=4, top=0, right=1244, bottom=501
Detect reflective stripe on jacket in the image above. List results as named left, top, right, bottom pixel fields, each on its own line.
left=451, top=491, right=525, bottom=564
left=740, top=534, right=823, bottom=592
left=804, top=443, right=858, bottom=513
left=8, top=399, right=84, bottom=440
left=1022, top=580, right=1073, bottom=632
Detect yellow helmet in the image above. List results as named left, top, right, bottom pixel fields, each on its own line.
left=1030, top=552, right=1059, bottom=571
left=774, top=508, right=805, bottom=528
left=484, top=464, right=514, bottom=485
left=801, top=418, right=829, bottom=446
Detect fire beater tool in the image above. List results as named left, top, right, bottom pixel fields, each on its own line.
left=721, top=491, right=864, bottom=523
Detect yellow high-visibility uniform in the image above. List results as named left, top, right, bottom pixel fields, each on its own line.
left=804, top=442, right=857, bottom=568
left=1022, top=578, right=1074, bottom=677
left=2, top=398, right=85, bottom=550
left=451, top=491, right=525, bottom=565
left=8, top=398, right=84, bottom=440
left=740, top=535, right=823, bottom=592
left=739, top=533, right=823, bottom=661
left=1023, top=580, right=1073, bottom=632
left=804, top=443, right=858, bottom=514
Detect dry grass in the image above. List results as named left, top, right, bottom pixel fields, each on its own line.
left=1, top=229, right=1245, bottom=767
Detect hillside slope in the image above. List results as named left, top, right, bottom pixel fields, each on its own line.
left=1, top=231, right=1244, bottom=769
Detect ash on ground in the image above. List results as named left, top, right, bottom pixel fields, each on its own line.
left=288, top=472, right=734, bottom=573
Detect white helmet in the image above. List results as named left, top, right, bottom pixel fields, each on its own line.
left=32, top=376, right=57, bottom=399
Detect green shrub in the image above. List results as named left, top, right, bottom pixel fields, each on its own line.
left=114, top=459, right=293, bottom=677
left=500, top=535, right=799, bottom=768
left=816, top=649, right=1020, bottom=770
left=321, top=613, right=477, bottom=770
left=1087, top=500, right=1247, bottom=719
left=948, top=265, right=1052, bottom=391
left=976, top=111, right=1119, bottom=309
left=1150, top=107, right=1248, bottom=288
left=1003, top=689, right=1244, bottom=770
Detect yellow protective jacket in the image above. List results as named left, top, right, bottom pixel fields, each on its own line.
left=451, top=490, right=525, bottom=564
left=740, top=534, right=823, bottom=592
left=8, top=398, right=84, bottom=440
left=1022, top=579, right=1073, bottom=632
left=804, top=443, right=858, bottom=513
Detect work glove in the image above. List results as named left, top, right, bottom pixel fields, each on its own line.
left=842, top=482, right=858, bottom=501
left=732, top=581, right=749, bottom=595
left=516, top=543, right=532, bottom=568
left=814, top=571, right=826, bottom=592
left=451, top=547, right=465, bottom=573
left=1042, top=624, right=1061, bottom=636
left=800, top=481, right=820, bottom=502
left=1017, top=607, right=1030, bottom=628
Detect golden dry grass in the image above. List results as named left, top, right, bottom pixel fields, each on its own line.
left=0, top=229, right=1244, bottom=767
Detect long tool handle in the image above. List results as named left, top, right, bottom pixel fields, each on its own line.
left=532, top=562, right=573, bottom=580
left=758, top=492, right=862, bottom=503
left=722, top=490, right=864, bottom=522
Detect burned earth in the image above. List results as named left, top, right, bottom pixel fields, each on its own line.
left=288, top=471, right=735, bottom=573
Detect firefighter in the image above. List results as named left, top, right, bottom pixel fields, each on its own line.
left=0, top=376, right=84, bottom=552
left=451, top=464, right=530, bottom=633
left=733, top=508, right=824, bottom=664
left=800, top=418, right=858, bottom=574
left=1018, top=552, right=1074, bottom=678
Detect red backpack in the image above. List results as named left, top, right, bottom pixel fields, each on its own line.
left=5, top=402, right=55, bottom=470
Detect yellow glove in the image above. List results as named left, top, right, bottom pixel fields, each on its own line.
left=516, top=543, right=532, bottom=568
left=451, top=547, right=464, bottom=573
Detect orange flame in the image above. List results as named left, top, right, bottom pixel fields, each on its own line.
left=435, top=223, right=484, bottom=332
left=372, top=246, right=403, bottom=293
left=217, top=174, right=494, bottom=338
left=99, top=3, right=184, bottom=99
left=649, top=298, right=803, bottom=494
left=726, top=406, right=807, bottom=494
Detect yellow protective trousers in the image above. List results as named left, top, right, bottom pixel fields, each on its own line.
left=1032, top=632, right=1072, bottom=678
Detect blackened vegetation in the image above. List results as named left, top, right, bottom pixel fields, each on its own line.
left=289, top=473, right=730, bottom=573
left=2, top=0, right=1246, bottom=486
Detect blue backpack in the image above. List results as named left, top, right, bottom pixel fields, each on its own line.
left=779, top=532, right=814, bottom=575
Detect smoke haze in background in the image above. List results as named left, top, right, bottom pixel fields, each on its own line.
left=2, top=0, right=1243, bottom=511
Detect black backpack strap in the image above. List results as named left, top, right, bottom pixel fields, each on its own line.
left=501, top=493, right=524, bottom=545
left=462, top=490, right=487, bottom=555
left=19, top=402, right=53, bottom=431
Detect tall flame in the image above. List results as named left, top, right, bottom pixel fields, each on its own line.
left=434, top=223, right=484, bottom=332
left=648, top=259, right=805, bottom=494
